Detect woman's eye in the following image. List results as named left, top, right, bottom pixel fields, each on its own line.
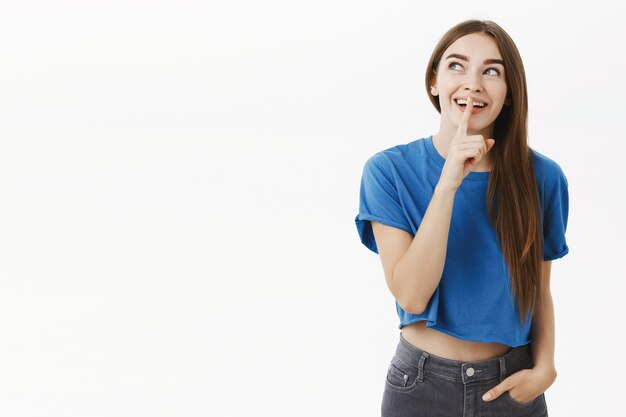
left=448, top=61, right=501, bottom=76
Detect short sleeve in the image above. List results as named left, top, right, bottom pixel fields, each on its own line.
left=543, top=167, right=570, bottom=261
left=355, top=153, right=413, bottom=254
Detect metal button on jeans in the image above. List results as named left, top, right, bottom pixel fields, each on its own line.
left=466, top=367, right=475, bottom=376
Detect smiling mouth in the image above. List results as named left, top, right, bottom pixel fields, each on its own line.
left=454, top=98, right=487, bottom=113
left=454, top=98, right=487, bottom=108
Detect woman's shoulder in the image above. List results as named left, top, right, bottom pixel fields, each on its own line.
left=529, top=147, right=569, bottom=197
left=364, top=136, right=430, bottom=167
left=530, top=147, right=568, bottom=180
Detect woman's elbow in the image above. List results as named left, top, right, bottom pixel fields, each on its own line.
left=399, top=298, right=426, bottom=315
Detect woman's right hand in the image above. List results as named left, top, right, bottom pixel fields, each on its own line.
left=438, top=96, right=496, bottom=191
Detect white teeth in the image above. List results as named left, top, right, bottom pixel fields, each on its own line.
left=455, top=98, right=485, bottom=107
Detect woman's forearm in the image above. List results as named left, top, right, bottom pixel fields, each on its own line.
left=392, top=183, right=457, bottom=314
left=530, top=276, right=557, bottom=378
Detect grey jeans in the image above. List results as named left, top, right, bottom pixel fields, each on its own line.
left=381, top=332, right=548, bottom=417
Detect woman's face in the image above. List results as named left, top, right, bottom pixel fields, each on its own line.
left=431, top=33, right=508, bottom=135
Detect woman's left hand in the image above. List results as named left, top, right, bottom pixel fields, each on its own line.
left=481, top=367, right=557, bottom=403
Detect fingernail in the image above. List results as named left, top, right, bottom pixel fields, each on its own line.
left=482, top=393, right=492, bottom=401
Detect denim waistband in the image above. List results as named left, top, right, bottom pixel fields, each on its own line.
left=396, top=332, right=532, bottom=384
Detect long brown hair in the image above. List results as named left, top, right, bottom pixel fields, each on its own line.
left=425, top=20, right=543, bottom=324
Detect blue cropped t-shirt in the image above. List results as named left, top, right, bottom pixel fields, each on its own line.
left=355, top=135, right=570, bottom=347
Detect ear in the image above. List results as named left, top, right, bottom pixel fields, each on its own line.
left=504, top=96, right=511, bottom=106
left=430, top=83, right=439, bottom=96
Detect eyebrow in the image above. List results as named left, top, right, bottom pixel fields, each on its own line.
left=445, top=53, right=504, bottom=66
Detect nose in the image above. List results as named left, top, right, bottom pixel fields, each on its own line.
left=462, top=71, right=484, bottom=93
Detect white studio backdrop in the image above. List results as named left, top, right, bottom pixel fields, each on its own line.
left=0, top=1, right=624, bottom=416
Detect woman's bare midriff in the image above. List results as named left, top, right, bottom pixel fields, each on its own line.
left=401, top=320, right=513, bottom=362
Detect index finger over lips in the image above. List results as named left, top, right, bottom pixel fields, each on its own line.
left=457, top=96, right=473, bottom=136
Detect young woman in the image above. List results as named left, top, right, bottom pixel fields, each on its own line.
left=355, top=20, right=569, bottom=417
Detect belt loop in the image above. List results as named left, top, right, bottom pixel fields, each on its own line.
left=498, top=356, right=506, bottom=381
left=418, top=352, right=429, bottom=382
